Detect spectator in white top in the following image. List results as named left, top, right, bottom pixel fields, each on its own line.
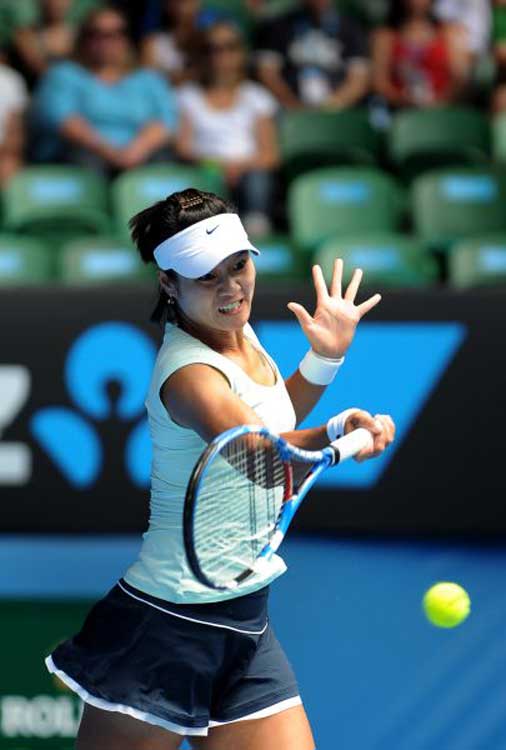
left=0, top=48, right=28, bottom=185
left=176, top=20, right=280, bottom=237
left=141, top=0, right=205, bottom=86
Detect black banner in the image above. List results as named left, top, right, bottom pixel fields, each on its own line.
left=1, top=284, right=505, bottom=535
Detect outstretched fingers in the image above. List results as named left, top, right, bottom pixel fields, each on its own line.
left=312, top=264, right=330, bottom=304
left=287, top=301, right=313, bottom=328
left=357, top=293, right=382, bottom=318
left=329, top=258, right=343, bottom=298
left=344, top=268, right=363, bottom=302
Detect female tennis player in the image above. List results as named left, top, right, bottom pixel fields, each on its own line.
left=46, top=188, right=395, bottom=750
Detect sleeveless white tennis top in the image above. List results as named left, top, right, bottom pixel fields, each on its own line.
left=124, top=320, right=297, bottom=603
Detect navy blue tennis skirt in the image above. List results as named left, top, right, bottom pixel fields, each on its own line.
left=45, top=579, right=300, bottom=737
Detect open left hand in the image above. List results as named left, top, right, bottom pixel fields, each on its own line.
left=287, top=260, right=381, bottom=358
left=344, top=409, right=396, bottom=462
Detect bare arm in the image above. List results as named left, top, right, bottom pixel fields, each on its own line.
left=161, top=363, right=329, bottom=449
left=284, top=261, right=381, bottom=424
left=59, top=115, right=119, bottom=161
left=13, top=28, right=48, bottom=78
left=325, top=63, right=370, bottom=109
left=284, top=369, right=326, bottom=426
left=140, top=34, right=159, bottom=68
left=371, top=28, right=406, bottom=105
left=1, top=110, right=25, bottom=155
left=256, top=60, right=302, bottom=109
left=175, top=111, right=195, bottom=162
left=161, top=361, right=394, bottom=461
left=121, top=121, right=172, bottom=164
left=443, top=23, right=472, bottom=102
left=252, top=114, right=279, bottom=169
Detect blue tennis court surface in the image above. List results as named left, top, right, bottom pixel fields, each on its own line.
left=1, top=534, right=505, bottom=749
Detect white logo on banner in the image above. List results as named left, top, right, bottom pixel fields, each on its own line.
left=0, top=695, right=82, bottom=738
left=0, top=366, right=31, bottom=484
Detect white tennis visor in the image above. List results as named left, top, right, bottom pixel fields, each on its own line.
left=153, top=213, right=259, bottom=278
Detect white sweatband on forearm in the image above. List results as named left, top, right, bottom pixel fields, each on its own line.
left=298, top=349, right=345, bottom=386
left=326, top=408, right=361, bottom=442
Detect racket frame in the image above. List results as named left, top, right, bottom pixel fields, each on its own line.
left=184, top=424, right=372, bottom=590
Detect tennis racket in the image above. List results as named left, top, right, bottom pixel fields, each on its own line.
left=184, top=425, right=373, bottom=591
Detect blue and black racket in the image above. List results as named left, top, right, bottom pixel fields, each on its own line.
left=184, top=425, right=372, bottom=591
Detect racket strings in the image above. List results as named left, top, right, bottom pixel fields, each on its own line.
left=192, top=433, right=289, bottom=586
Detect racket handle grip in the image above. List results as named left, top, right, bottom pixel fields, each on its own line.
left=329, top=427, right=373, bottom=464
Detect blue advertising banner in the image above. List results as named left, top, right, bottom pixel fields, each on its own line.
left=1, top=286, right=505, bottom=534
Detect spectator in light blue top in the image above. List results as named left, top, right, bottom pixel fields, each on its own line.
left=31, top=5, right=178, bottom=175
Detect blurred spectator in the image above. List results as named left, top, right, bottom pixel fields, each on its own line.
left=371, top=0, right=469, bottom=108
left=12, top=0, right=77, bottom=83
left=111, top=0, right=162, bottom=43
left=493, top=0, right=506, bottom=112
left=0, top=0, right=39, bottom=54
left=30, top=6, right=178, bottom=175
left=434, top=0, right=491, bottom=62
left=0, top=48, right=28, bottom=185
left=177, top=21, right=279, bottom=236
left=254, top=0, right=369, bottom=110
left=141, top=0, right=205, bottom=85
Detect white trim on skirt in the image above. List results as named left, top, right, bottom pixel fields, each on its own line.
left=45, top=655, right=301, bottom=737
left=117, top=580, right=269, bottom=636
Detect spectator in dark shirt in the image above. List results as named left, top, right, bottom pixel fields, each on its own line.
left=254, top=0, right=370, bottom=109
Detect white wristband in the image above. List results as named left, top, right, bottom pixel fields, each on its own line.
left=326, top=408, right=361, bottom=442
left=299, top=349, right=345, bottom=386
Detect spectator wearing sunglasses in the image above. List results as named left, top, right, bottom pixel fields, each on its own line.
left=30, top=5, right=178, bottom=174
left=176, top=21, right=279, bottom=237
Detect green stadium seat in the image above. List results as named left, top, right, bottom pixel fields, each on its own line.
left=389, top=108, right=490, bottom=178
left=288, top=167, right=404, bottom=252
left=3, top=166, right=110, bottom=243
left=252, top=235, right=301, bottom=279
left=58, top=236, right=152, bottom=285
left=280, top=109, right=380, bottom=181
left=411, top=168, right=506, bottom=250
left=111, top=164, right=226, bottom=239
left=448, top=235, right=506, bottom=288
left=0, top=235, right=53, bottom=285
left=315, top=233, right=438, bottom=288
left=492, top=114, right=506, bottom=163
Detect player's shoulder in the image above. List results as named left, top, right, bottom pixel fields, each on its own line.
left=159, top=324, right=234, bottom=387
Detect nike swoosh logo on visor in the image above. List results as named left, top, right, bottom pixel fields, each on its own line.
left=206, top=226, right=219, bottom=234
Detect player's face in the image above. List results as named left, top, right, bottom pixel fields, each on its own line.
left=175, top=251, right=256, bottom=332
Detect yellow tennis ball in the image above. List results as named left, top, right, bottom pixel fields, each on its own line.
left=423, top=582, right=471, bottom=628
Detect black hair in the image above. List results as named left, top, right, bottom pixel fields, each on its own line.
left=74, top=5, right=134, bottom=68
left=129, top=187, right=236, bottom=326
left=385, top=0, right=436, bottom=28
